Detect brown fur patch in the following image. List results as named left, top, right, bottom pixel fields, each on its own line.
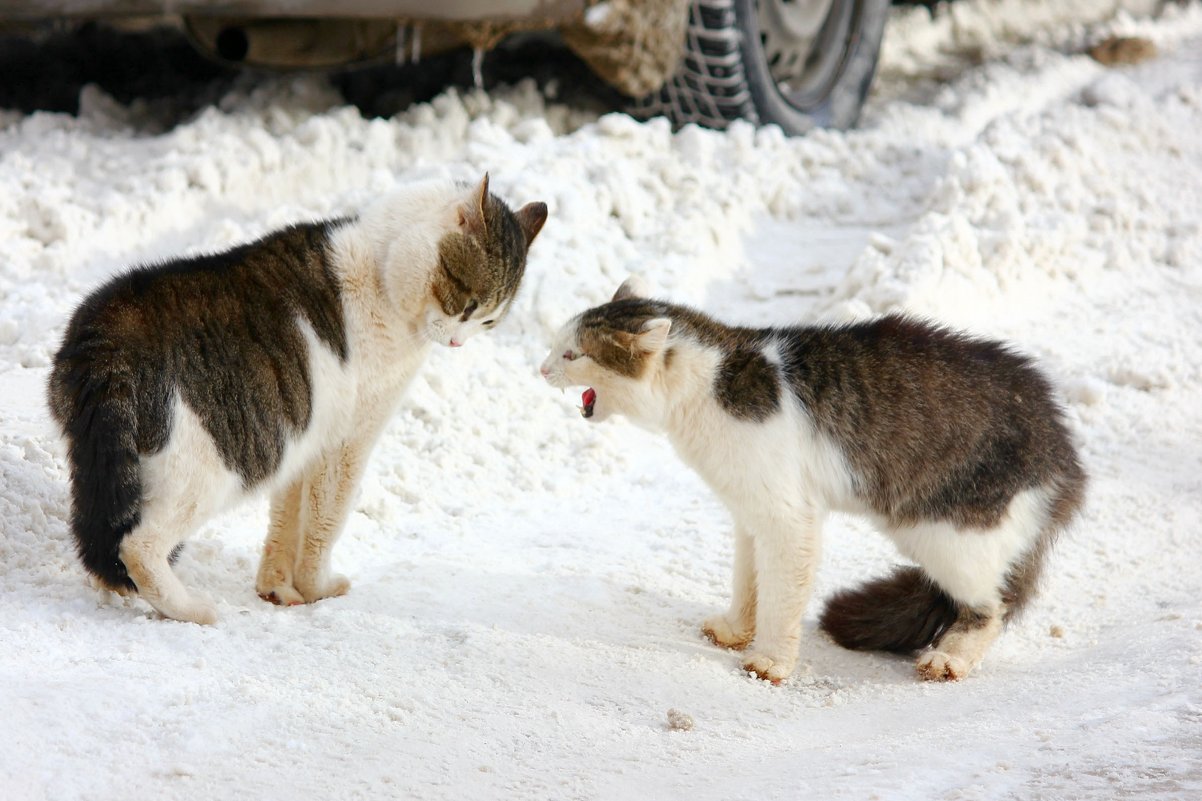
left=715, top=349, right=780, bottom=421
left=577, top=325, right=648, bottom=377
left=776, top=314, right=1085, bottom=531
left=1088, top=35, right=1157, bottom=66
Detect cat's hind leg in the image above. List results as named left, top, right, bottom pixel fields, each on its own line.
left=703, top=527, right=757, bottom=650
left=917, top=606, right=1004, bottom=681
left=893, top=487, right=1055, bottom=681
left=895, top=519, right=1008, bottom=681
left=117, top=401, right=232, bottom=624
left=119, top=518, right=216, bottom=625
left=255, top=479, right=305, bottom=606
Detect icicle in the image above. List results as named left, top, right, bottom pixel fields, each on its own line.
left=471, top=47, right=485, bottom=92
left=394, top=23, right=407, bottom=66
left=411, top=23, right=422, bottom=65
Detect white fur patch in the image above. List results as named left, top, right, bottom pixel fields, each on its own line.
left=140, top=396, right=243, bottom=522
left=886, top=486, right=1053, bottom=609
left=264, top=320, right=357, bottom=496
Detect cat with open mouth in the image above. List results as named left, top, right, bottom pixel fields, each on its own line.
left=540, top=276, right=1085, bottom=683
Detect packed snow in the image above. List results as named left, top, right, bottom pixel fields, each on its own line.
left=2, top=1, right=1201, bottom=799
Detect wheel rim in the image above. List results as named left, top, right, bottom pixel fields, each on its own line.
left=757, top=0, right=856, bottom=110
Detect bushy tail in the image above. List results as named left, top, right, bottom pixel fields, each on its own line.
left=819, top=566, right=959, bottom=654
left=49, top=357, right=142, bottom=591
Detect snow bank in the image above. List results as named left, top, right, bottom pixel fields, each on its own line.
left=2, top=1, right=1200, bottom=799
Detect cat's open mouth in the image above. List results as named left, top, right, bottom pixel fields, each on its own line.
left=580, top=387, right=596, bottom=419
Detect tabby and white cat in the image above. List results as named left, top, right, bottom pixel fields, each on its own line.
left=49, top=175, right=546, bottom=624
left=541, top=278, right=1085, bottom=682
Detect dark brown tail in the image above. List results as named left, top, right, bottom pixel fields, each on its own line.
left=48, top=350, right=142, bottom=592
left=819, top=566, right=959, bottom=654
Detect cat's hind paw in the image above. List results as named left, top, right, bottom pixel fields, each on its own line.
left=179, top=600, right=219, bottom=626
left=151, top=595, right=218, bottom=625
left=916, top=651, right=971, bottom=682
left=741, top=649, right=795, bottom=685
left=296, top=573, right=351, bottom=604
left=702, top=614, right=754, bottom=651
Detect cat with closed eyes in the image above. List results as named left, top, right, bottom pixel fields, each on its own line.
left=49, top=174, right=546, bottom=624
left=541, top=277, right=1085, bottom=682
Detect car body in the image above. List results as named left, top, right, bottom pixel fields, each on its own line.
left=0, top=1, right=891, bottom=134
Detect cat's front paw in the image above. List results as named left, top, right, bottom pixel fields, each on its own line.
left=741, top=647, right=796, bottom=684
left=702, top=614, right=754, bottom=650
left=256, top=563, right=305, bottom=606
left=916, top=651, right=972, bottom=682
left=296, top=573, right=351, bottom=604
left=257, top=582, right=305, bottom=606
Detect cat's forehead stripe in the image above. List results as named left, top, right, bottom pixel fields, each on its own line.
left=576, top=298, right=766, bottom=355
left=578, top=298, right=664, bottom=333
left=431, top=192, right=530, bottom=317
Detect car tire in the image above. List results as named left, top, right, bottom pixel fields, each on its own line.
left=633, top=0, right=890, bottom=134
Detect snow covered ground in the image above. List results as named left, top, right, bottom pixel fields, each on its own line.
left=2, top=1, right=1201, bottom=798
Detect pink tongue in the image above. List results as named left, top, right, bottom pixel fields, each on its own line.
left=582, top=388, right=597, bottom=407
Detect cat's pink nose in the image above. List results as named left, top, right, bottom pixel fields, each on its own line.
left=449, top=339, right=462, bottom=347
left=539, top=366, right=549, bottom=377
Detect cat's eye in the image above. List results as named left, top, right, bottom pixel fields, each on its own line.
left=563, top=349, right=579, bottom=361
left=461, top=301, right=479, bottom=321
left=483, top=319, right=495, bottom=327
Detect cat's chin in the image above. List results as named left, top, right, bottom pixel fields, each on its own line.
left=422, top=328, right=458, bottom=348
left=421, top=318, right=462, bottom=348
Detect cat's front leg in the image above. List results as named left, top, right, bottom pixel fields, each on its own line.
left=702, top=528, right=756, bottom=650
left=292, top=441, right=370, bottom=603
left=256, top=479, right=305, bottom=605
left=741, top=512, right=821, bottom=684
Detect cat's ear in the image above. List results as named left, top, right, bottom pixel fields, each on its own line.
left=612, top=275, right=650, bottom=302
left=458, top=173, right=489, bottom=236
left=515, top=201, right=548, bottom=248
left=636, top=318, right=672, bottom=354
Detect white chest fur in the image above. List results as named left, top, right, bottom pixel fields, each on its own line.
left=664, top=346, right=858, bottom=521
